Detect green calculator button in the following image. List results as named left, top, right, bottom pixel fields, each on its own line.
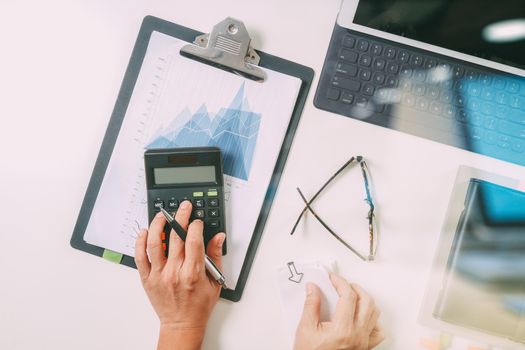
left=193, top=191, right=204, bottom=198
left=207, top=190, right=218, bottom=197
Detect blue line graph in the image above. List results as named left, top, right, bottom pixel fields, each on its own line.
left=147, top=84, right=261, bottom=180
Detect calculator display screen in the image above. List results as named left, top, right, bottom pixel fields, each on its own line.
left=154, top=166, right=216, bottom=185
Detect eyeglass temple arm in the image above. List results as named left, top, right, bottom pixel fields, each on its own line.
left=290, top=156, right=357, bottom=235
left=296, top=188, right=367, bottom=262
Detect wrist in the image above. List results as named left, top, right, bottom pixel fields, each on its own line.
left=158, top=323, right=206, bottom=350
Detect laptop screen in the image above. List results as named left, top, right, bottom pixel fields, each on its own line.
left=353, top=0, right=525, bottom=70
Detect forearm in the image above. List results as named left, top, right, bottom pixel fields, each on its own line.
left=157, top=324, right=206, bottom=350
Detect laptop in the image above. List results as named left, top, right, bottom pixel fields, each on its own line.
left=315, top=0, right=525, bottom=167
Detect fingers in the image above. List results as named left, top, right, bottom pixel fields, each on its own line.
left=206, top=232, right=226, bottom=271
left=174, top=200, right=192, bottom=231
left=368, top=323, right=385, bottom=349
left=351, top=283, right=376, bottom=327
left=330, top=273, right=358, bottom=327
left=298, top=282, right=321, bottom=328
left=168, top=200, right=192, bottom=265
left=147, top=212, right=168, bottom=269
left=134, top=229, right=151, bottom=281
left=183, top=219, right=205, bottom=272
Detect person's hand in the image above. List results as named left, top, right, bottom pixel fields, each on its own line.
left=294, top=274, right=385, bottom=350
left=135, top=200, right=226, bottom=350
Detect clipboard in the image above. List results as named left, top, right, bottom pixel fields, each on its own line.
left=70, top=15, right=313, bottom=302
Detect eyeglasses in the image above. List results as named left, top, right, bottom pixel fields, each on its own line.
left=290, top=156, right=378, bottom=261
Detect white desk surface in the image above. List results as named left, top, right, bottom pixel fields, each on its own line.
left=1, top=1, right=524, bottom=349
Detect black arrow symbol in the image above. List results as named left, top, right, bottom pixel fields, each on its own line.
left=287, top=261, right=304, bottom=283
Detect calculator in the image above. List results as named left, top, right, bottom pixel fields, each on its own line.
left=144, top=147, right=226, bottom=254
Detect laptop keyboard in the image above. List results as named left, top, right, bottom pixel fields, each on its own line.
left=315, top=25, right=525, bottom=167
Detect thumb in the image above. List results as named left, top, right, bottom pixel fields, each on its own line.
left=298, top=283, right=321, bottom=328
left=206, top=232, right=225, bottom=270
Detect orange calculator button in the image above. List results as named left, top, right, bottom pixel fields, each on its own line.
left=162, top=243, right=167, bottom=251
left=161, top=232, right=166, bottom=241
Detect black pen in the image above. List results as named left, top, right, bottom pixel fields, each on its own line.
left=160, top=208, right=228, bottom=289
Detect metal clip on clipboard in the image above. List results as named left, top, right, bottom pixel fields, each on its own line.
left=180, top=17, right=266, bottom=82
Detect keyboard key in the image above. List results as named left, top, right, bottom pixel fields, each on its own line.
left=194, top=209, right=205, bottom=219
left=400, top=66, right=412, bottom=78
left=510, top=96, right=524, bottom=109
left=168, top=199, right=179, bottom=209
left=414, top=70, right=426, bottom=82
left=402, top=94, right=416, bottom=107
left=467, top=85, right=481, bottom=97
left=498, top=120, right=525, bottom=139
left=484, top=131, right=498, bottom=144
left=397, top=50, right=410, bottom=63
left=339, top=49, right=358, bottom=63
left=465, top=70, right=478, bottom=81
left=440, top=91, right=453, bottom=103
left=373, top=58, right=386, bottom=70
left=410, top=54, right=423, bottom=66
left=208, top=209, right=220, bottom=218
left=430, top=101, right=443, bottom=115
left=342, top=35, right=356, bottom=48
left=371, top=43, right=382, bottom=55
left=456, top=109, right=468, bottom=123
left=484, top=117, right=498, bottom=130
left=154, top=200, right=164, bottom=210
left=427, top=86, right=440, bottom=99
left=384, top=47, right=396, bottom=59
left=480, top=74, right=492, bottom=85
left=335, top=62, right=358, bottom=76
left=443, top=104, right=455, bottom=119
left=498, top=135, right=511, bottom=149
left=332, top=75, right=361, bottom=90
left=452, top=66, right=464, bottom=78
left=356, top=96, right=368, bottom=108
left=413, top=84, right=426, bottom=96
left=373, top=72, right=386, bottom=85
left=481, top=102, right=494, bottom=115
left=208, top=220, right=220, bottom=228
left=326, top=88, right=340, bottom=100
left=385, top=76, right=398, bottom=87
left=357, top=39, right=369, bottom=51
left=512, top=139, right=524, bottom=153
left=386, top=62, right=399, bottom=74
left=424, top=58, right=437, bottom=70
left=495, top=91, right=508, bottom=104
left=416, top=98, right=429, bottom=111
left=508, top=110, right=525, bottom=125
left=493, top=77, right=506, bottom=90
left=194, top=199, right=205, bottom=208
left=359, top=69, right=372, bottom=81
left=481, top=88, right=494, bottom=100
left=363, top=84, right=375, bottom=96
left=207, top=198, right=219, bottom=207
left=359, top=54, right=372, bottom=67
left=495, top=105, right=509, bottom=119
left=341, top=92, right=355, bottom=104
left=507, top=80, right=520, bottom=94
left=470, top=113, right=483, bottom=126
left=400, top=80, right=412, bottom=91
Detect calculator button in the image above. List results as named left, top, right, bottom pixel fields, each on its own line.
left=194, top=210, right=205, bottom=219
left=162, top=243, right=167, bottom=251
left=207, top=198, right=219, bottom=207
left=168, top=199, right=179, bottom=209
left=207, top=190, right=218, bottom=197
left=194, top=199, right=205, bottom=208
left=161, top=232, right=166, bottom=241
left=208, top=220, right=220, bottom=228
left=208, top=209, right=220, bottom=218
left=154, top=200, right=164, bottom=210
left=193, top=191, right=204, bottom=198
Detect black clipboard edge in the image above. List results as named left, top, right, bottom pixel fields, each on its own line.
left=70, top=15, right=314, bottom=301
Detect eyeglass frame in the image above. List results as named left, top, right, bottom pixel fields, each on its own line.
left=290, top=156, right=378, bottom=262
